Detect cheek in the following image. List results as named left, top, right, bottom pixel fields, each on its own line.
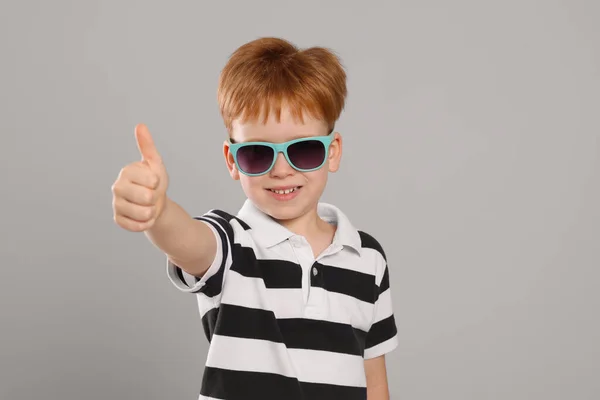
left=304, top=168, right=329, bottom=188
left=239, top=175, right=265, bottom=194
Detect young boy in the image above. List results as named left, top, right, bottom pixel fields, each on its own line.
left=111, top=37, right=398, bottom=399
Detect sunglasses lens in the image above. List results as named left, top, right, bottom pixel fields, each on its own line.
left=236, top=145, right=274, bottom=174
left=287, top=140, right=326, bottom=170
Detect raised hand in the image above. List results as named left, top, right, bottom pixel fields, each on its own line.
left=111, top=124, right=170, bottom=232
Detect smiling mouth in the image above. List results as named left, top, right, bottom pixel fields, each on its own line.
left=267, top=186, right=302, bottom=195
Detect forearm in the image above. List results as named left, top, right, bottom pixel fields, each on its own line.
left=367, top=385, right=390, bottom=400
left=365, top=356, right=390, bottom=400
left=144, top=197, right=216, bottom=276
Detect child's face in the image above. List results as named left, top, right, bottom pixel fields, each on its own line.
left=224, top=106, right=342, bottom=222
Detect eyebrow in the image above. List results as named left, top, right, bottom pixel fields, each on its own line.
left=229, top=127, right=334, bottom=144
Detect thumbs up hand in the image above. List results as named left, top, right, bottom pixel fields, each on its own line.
left=112, top=124, right=170, bottom=232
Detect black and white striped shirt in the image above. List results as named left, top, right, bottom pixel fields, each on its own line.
left=167, top=199, right=398, bottom=400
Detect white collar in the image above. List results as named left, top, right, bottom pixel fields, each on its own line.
left=236, top=199, right=362, bottom=255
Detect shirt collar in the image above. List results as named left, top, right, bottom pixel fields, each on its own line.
left=236, top=199, right=362, bottom=255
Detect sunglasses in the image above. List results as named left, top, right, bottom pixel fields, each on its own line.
left=228, top=133, right=334, bottom=176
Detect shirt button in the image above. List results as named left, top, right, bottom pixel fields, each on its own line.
left=312, top=267, right=318, bottom=276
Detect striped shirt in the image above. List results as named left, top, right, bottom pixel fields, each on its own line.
left=167, top=199, right=398, bottom=400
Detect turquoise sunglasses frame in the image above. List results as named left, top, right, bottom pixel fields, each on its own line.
left=228, top=133, right=334, bottom=176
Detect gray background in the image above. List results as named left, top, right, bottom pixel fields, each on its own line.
left=1, top=0, right=598, bottom=399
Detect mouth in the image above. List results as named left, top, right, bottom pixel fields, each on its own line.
left=266, top=186, right=302, bottom=195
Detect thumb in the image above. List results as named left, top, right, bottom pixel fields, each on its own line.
left=135, top=123, right=162, bottom=165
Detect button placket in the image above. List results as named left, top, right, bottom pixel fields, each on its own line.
left=289, top=236, right=302, bottom=248
left=309, top=263, right=324, bottom=288
left=305, top=244, right=343, bottom=316
left=289, top=236, right=314, bottom=304
left=305, top=261, right=326, bottom=318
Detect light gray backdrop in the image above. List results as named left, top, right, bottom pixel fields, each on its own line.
left=1, top=0, right=599, bottom=399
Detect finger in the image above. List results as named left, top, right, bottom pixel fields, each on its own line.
left=113, top=181, right=157, bottom=206
left=122, top=163, right=160, bottom=189
left=113, top=197, right=155, bottom=222
left=135, top=123, right=162, bottom=165
left=114, top=213, right=155, bottom=232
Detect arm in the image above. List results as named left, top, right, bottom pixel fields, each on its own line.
left=145, top=196, right=217, bottom=277
left=361, top=235, right=399, bottom=399
left=365, top=355, right=390, bottom=400
left=112, top=124, right=217, bottom=278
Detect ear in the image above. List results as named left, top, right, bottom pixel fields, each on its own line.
left=223, top=140, right=240, bottom=180
left=327, top=132, right=343, bottom=173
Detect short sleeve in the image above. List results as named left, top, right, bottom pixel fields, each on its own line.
left=166, top=210, right=234, bottom=302
left=364, top=261, right=399, bottom=359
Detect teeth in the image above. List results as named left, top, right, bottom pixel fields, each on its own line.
left=271, top=187, right=298, bottom=194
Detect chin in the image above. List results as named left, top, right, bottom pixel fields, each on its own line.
left=265, top=206, right=302, bottom=221
left=252, top=192, right=309, bottom=221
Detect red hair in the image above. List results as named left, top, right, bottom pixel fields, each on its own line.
left=217, top=37, right=347, bottom=132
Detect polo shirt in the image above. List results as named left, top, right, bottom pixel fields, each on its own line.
left=167, top=199, right=398, bottom=400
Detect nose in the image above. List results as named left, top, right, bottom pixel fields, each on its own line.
left=269, top=152, right=295, bottom=178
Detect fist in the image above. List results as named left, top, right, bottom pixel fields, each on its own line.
left=112, top=124, right=169, bottom=232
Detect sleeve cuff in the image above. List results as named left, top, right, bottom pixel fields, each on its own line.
left=166, top=219, right=223, bottom=293
left=364, top=334, right=399, bottom=359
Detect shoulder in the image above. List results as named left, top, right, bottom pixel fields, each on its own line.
left=357, top=230, right=387, bottom=262
left=356, top=229, right=390, bottom=287
left=199, top=209, right=251, bottom=230
left=194, top=209, right=252, bottom=245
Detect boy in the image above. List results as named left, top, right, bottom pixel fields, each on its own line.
left=111, top=37, right=398, bottom=399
